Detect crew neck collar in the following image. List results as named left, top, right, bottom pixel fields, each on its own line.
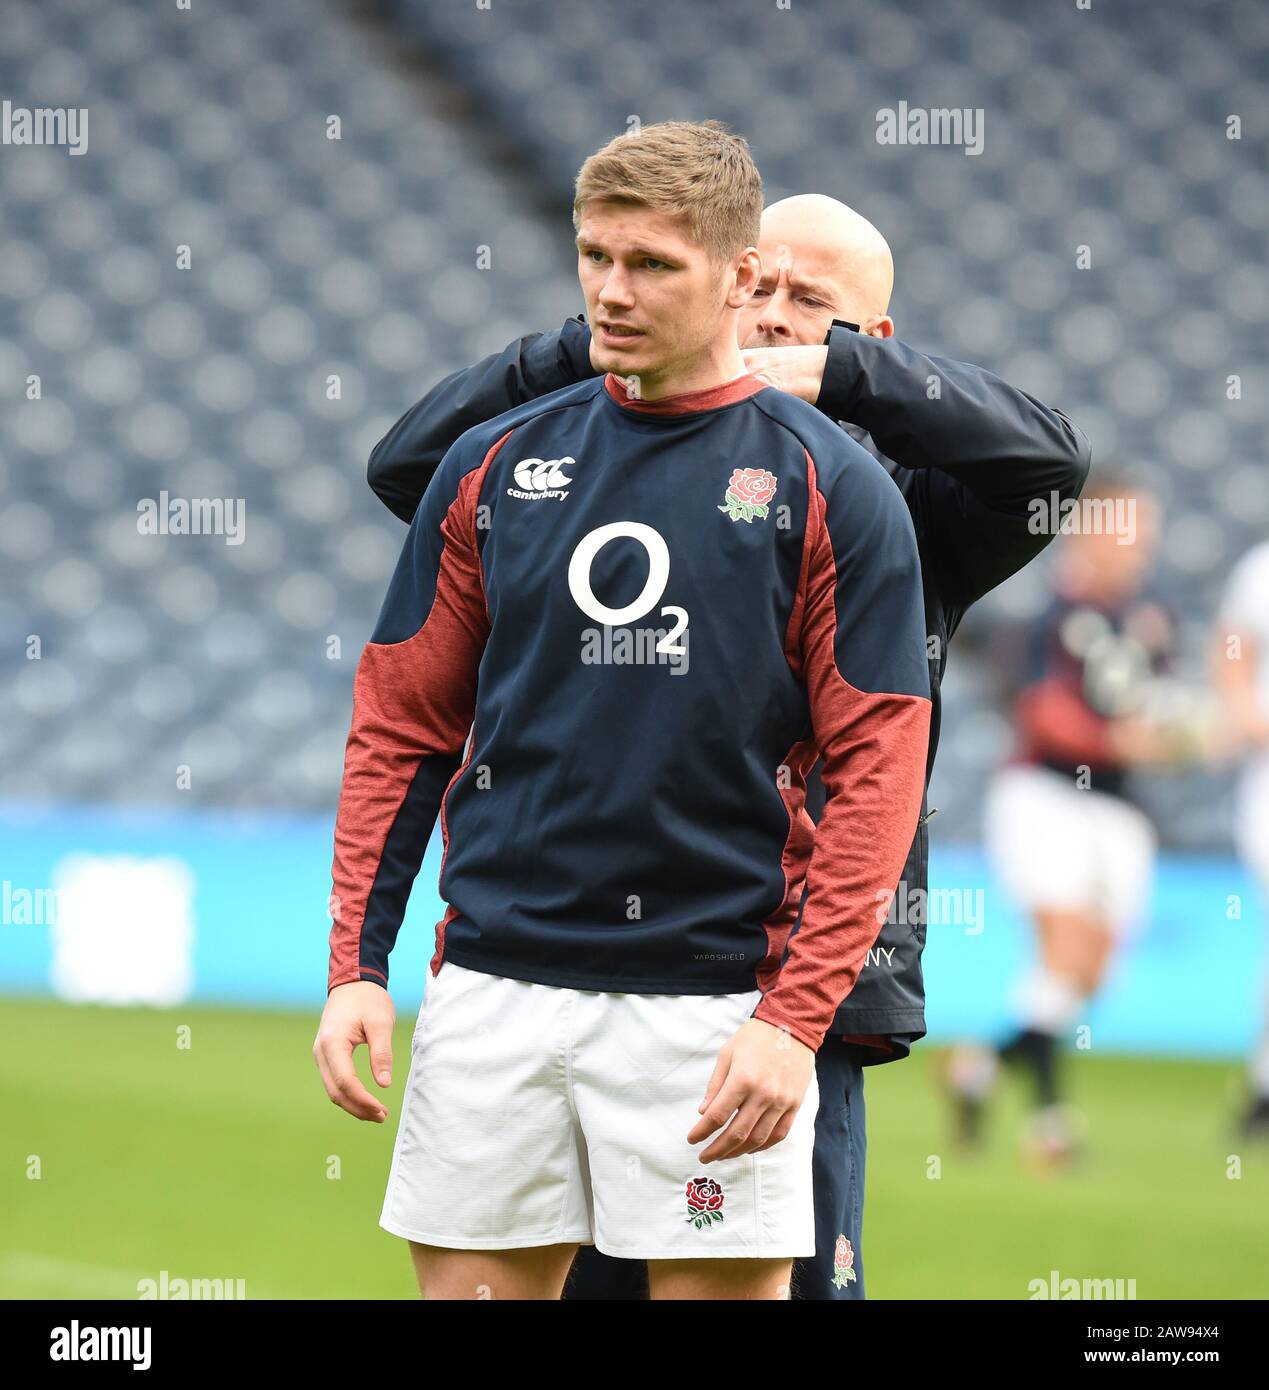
left=602, top=371, right=766, bottom=415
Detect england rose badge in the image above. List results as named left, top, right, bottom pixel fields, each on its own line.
left=832, top=1234, right=857, bottom=1287
left=684, top=1175, right=725, bottom=1228
left=718, top=467, right=777, bottom=523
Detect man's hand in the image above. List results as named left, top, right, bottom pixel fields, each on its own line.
left=740, top=344, right=828, bottom=404
left=313, top=981, right=397, bottom=1122
left=1106, top=714, right=1188, bottom=767
left=1237, top=708, right=1269, bottom=750
left=688, top=1017, right=816, bottom=1162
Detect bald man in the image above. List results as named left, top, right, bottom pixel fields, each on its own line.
left=366, top=194, right=1091, bottom=1300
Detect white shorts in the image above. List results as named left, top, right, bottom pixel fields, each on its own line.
left=984, top=763, right=1156, bottom=936
left=379, top=960, right=818, bottom=1260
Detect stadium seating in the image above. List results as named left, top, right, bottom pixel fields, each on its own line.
left=2, top=0, right=1266, bottom=849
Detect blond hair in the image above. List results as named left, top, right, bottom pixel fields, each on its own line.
left=573, top=119, right=763, bottom=268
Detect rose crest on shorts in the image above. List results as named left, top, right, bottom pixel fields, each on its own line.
left=718, top=468, right=777, bottom=523
left=832, top=1234, right=857, bottom=1287
left=684, top=1175, right=725, bottom=1228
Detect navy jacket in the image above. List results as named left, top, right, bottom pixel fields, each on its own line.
left=331, top=370, right=931, bottom=1054
left=365, top=316, right=1092, bottom=1061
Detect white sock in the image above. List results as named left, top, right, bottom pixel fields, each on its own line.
left=1251, top=1034, right=1269, bottom=1099
left=1014, top=967, right=1080, bottom=1037
left=948, top=1046, right=998, bottom=1098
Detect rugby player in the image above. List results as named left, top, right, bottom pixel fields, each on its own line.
left=1214, top=540, right=1269, bottom=1137
left=363, top=179, right=1091, bottom=1294
left=314, top=120, right=931, bottom=1300
left=951, top=476, right=1179, bottom=1164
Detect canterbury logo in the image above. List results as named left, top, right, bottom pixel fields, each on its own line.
left=508, top=456, right=574, bottom=501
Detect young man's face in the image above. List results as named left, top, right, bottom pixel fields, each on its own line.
left=576, top=199, right=754, bottom=392
left=1067, top=491, right=1161, bottom=599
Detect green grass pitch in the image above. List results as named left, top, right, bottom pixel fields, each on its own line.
left=2, top=998, right=1266, bottom=1299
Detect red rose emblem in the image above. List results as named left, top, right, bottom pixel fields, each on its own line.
left=832, top=1234, right=857, bottom=1287
left=728, top=468, right=777, bottom=507
left=684, top=1176, right=725, bottom=1227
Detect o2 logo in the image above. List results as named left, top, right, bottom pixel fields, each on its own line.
left=567, top=522, right=689, bottom=656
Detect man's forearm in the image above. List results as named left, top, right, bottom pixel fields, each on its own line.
left=753, top=444, right=931, bottom=1052
left=330, top=439, right=492, bottom=991
left=368, top=316, right=596, bottom=521
left=818, top=325, right=1091, bottom=514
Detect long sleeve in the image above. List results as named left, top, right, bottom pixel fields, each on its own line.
left=327, top=434, right=497, bottom=992
left=1015, top=678, right=1118, bottom=767
left=817, top=324, right=1092, bottom=610
left=752, top=445, right=932, bottom=1052
left=368, top=316, right=597, bottom=522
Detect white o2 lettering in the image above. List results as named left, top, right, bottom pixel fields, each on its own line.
left=659, top=605, right=689, bottom=654
left=567, top=522, right=689, bottom=655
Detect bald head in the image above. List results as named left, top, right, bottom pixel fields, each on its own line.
left=741, top=194, right=895, bottom=349
left=763, top=195, right=894, bottom=315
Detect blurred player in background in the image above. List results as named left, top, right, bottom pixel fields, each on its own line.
left=947, top=475, right=1195, bottom=1164
left=1214, top=540, right=1269, bottom=1138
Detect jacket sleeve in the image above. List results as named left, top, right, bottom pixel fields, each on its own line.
left=752, top=442, right=932, bottom=1052
left=817, top=325, right=1092, bottom=611
left=327, top=432, right=498, bottom=992
left=368, top=315, right=597, bottom=522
